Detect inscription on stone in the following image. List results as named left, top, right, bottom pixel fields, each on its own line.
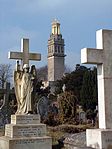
left=11, top=115, right=40, bottom=124
left=5, top=124, right=46, bottom=138
left=5, top=125, right=12, bottom=137
left=9, top=137, right=52, bottom=149
left=13, top=139, right=48, bottom=144
left=105, top=139, right=112, bottom=143
left=104, top=134, right=112, bottom=144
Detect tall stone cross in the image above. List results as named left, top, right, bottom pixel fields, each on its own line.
left=81, top=29, right=112, bottom=129
left=8, top=38, right=41, bottom=65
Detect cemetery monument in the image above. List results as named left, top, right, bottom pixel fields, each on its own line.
left=0, top=38, right=52, bottom=149
left=81, top=29, right=112, bottom=149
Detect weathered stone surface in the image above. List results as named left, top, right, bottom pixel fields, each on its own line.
left=8, top=38, right=41, bottom=65
left=11, top=114, right=40, bottom=124
left=5, top=124, right=46, bottom=138
left=81, top=29, right=112, bottom=129
left=0, top=136, right=52, bottom=149
left=64, top=132, right=86, bottom=147
left=0, top=114, right=52, bottom=149
left=64, top=145, right=92, bottom=149
left=86, top=129, right=112, bottom=149
left=81, top=29, right=112, bottom=149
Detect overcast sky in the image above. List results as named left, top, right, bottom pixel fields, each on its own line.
left=0, top=0, right=112, bottom=70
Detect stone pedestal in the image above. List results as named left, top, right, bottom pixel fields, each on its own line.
left=0, top=114, right=52, bottom=149
left=86, top=129, right=112, bottom=149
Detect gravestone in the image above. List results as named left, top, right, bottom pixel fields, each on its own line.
left=78, top=106, right=86, bottom=123
left=0, top=82, right=11, bottom=111
left=0, top=111, right=4, bottom=128
left=79, top=111, right=86, bottom=123
left=0, top=38, right=52, bottom=149
left=0, top=82, right=14, bottom=124
left=81, top=29, right=112, bottom=149
left=37, top=96, right=49, bottom=120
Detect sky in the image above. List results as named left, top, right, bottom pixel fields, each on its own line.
left=0, top=0, right=112, bottom=70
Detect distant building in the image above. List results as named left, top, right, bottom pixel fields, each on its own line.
left=48, top=19, right=66, bottom=81
left=47, top=19, right=66, bottom=93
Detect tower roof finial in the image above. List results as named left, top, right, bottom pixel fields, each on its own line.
left=52, top=18, right=60, bottom=25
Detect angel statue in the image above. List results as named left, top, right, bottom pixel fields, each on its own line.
left=14, top=60, right=37, bottom=114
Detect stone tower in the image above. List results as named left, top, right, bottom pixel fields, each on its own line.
left=48, top=19, right=65, bottom=82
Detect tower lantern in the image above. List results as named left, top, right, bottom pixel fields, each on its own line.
left=51, top=19, right=60, bottom=35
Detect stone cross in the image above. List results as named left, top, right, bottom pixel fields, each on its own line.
left=0, top=82, right=14, bottom=112
left=81, top=29, right=112, bottom=129
left=8, top=38, right=41, bottom=65
left=0, top=82, right=10, bottom=110
left=0, top=82, right=14, bottom=125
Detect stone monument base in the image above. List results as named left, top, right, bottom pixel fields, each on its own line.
left=64, top=143, right=93, bottom=149
left=0, top=114, right=52, bottom=149
left=0, top=136, right=51, bottom=149
left=86, top=129, right=112, bottom=149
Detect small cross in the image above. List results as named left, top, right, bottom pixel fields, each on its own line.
left=8, top=38, right=41, bottom=65
left=0, top=82, right=14, bottom=112
left=81, top=29, right=112, bottom=129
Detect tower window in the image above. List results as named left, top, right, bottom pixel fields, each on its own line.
left=55, top=45, right=57, bottom=52
left=58, top=36, right=60, bottom=40
left=49, top=48, right=51, bottom=53
left=54, top=27, right=56, bottom=34
left=48, top=46, right=50, bottom=53
left=57, top=46, right=60, bottom=53
left=61, top=47, right=64, bottom=53
left=51, top=48, right=53, bottom=53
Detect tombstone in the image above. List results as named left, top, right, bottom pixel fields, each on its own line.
left=77, top=106, right=86, bottom=124
left=0, top=111, right=4, bottom=128
left=0, top=82, right=10, bottom=111
left=81, top=29, right=112, bottom=149
left=79, top=111, right=86, bottom=123
left=0, top=38, right=52, bottom=149
left=37, top=96, right=49, bottom=119
left=0, top=82, right=14, bottom=124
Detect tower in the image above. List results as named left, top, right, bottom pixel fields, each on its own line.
left=48, top=19, right=65, bottom=82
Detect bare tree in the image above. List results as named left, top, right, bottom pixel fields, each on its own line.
left=0, top=64, right=12, bottom=88
left=36, top=65, right=72, bottom=81
left=37, top=65, right=48, bottom=81
left=64, top=65, right=72, bottom=74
